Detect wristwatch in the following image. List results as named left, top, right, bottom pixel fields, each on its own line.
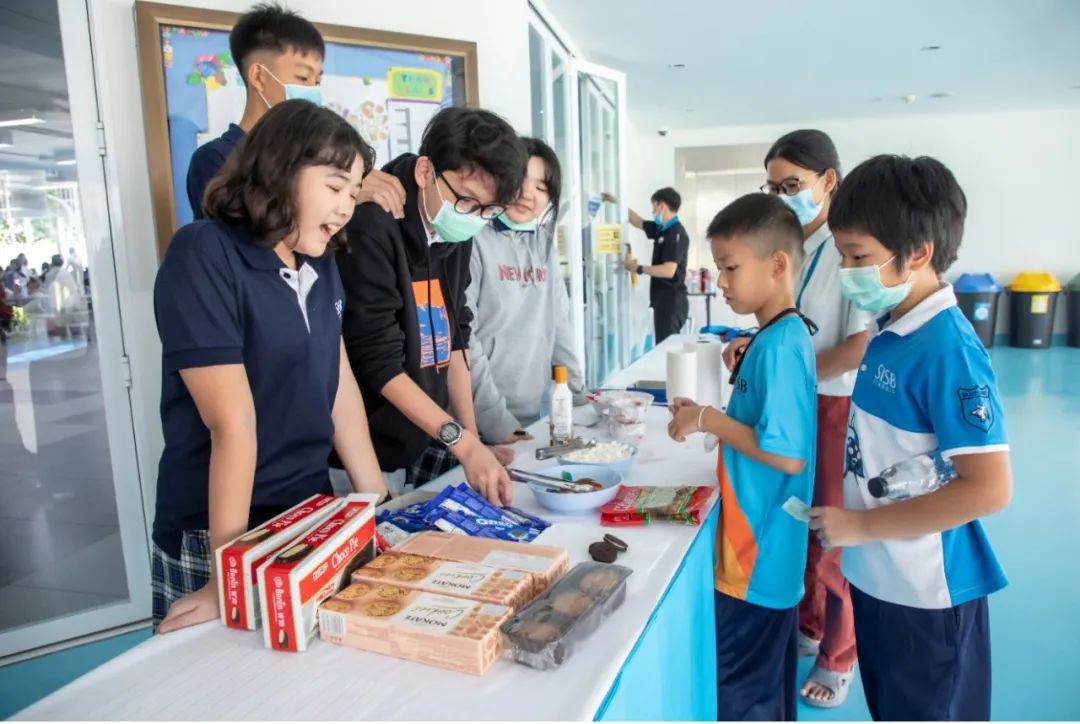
left=636, top=264, right=645, bottom=276
left=437, top=420, right=465, bottom=448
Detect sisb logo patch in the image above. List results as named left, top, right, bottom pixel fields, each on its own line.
left=844, top=422, right=865, bottom=480
left=957, top=386, right=994, bottom=432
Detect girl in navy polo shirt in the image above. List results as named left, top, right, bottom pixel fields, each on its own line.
left=152, top=99, right=388, bottom=632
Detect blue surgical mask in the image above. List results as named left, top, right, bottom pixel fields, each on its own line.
left=839, top=256, right=913, bottom=313
left=652, top=213, right=664, bottom=227
left=257, top=64, right=323, bottom=108
left=425, top=169, right=489, bottom=243
left=779, top=178, right=824, bottom=226
left=497, top=212, right=537, bottom=232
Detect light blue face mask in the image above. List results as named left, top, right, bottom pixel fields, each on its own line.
left=652, top=212, right=664, bottom=227
left=779, top=177, right=825, bottom=226
left=839, top=256, right=913, bottom=313
left=257, top=64, right=323, bottom=108
left=425, top=169, right=490, bottom=243
left=497, top=212, right=537, bottom=232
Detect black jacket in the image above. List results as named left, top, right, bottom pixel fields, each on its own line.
left=336, top=154, right=473, bottom=471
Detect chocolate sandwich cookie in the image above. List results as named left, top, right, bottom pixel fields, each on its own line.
left=588, top=541, right=618, bottom=564
left=603, top=533, right=628, bottom=552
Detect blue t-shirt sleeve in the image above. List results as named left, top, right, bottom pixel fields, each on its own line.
left=923, top=341, right=1008, bottom=455
left=753, top=341, right=815, bottom=461
left=154, top=225, right=244, bottom=373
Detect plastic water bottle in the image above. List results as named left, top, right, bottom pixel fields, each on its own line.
left=868, top=450, right=956, bottom=500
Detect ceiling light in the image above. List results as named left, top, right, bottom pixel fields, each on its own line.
left=921, top=45, right=942, bottom=51
left=902, top=94, right=918, bottom=104
left=0, top=112, right=45, bottom=129
left=930, top=92, right=950, bottom=99
left=669, top=63, right=686, bottom=69
left=55, top=159, right=77, bottom=166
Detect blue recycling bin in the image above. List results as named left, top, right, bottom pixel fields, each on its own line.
left=954, top=273, right=1002, bottom=348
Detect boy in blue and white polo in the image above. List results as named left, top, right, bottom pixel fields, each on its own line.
left=809, top=154, right=1012, bottom=721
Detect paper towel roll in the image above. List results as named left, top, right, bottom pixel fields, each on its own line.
left=666, top=347, right=698, bottom=401
left=693, top=340, right=727, bottom=410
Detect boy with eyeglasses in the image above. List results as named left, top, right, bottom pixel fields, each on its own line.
left=334, top=107, right=527, bottom=502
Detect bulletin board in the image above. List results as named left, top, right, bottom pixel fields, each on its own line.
left=134, top=1, right=479, bottom=259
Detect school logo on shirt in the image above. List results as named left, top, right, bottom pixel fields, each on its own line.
left=957, top=386, right=994, bottom=432
left=334, top=299, right=343, bottom=319
left=412, top=279, right=451, bottom=369
left=845, top=422, right=865, bottom=480
left=873, top=364, right=897, bottom=394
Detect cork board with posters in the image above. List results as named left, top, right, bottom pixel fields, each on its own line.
left=134, top=1, right=479, bottom=259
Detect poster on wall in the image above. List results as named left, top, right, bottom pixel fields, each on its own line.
left=135, top=1, right=479, bottom=258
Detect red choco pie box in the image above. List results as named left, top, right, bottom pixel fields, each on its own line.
left=215, top=494, right=344, bottom=630
left=257, top=494, right=379, bottom=652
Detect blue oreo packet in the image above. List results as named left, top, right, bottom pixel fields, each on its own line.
left=377, top=482, right=551, bottom=543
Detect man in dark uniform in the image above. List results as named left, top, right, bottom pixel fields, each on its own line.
left=625, top=187, right=690, bottom=343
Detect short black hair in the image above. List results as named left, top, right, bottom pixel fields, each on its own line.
left=651, top=187, right=682, bottom=212
left=706, top=193, right=804, bottom=262
left=765, top=129, right=842, bottom=194
left=828, top=154, right=967, bottom=274
left=229, top=3, right=325, bottom=86
left=522, top=137, right=561, bottom=223
left=204, top=99, right=374, bottom=250
left=418, top=107, right=527, bottom=207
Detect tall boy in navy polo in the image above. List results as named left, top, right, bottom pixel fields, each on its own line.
left=153, top=220, right=344, bottom=567
left=810, top=155, right=1013, bottom=721
left=185, top=4, right=324, bottom=220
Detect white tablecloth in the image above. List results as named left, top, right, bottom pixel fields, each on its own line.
left=17, top=359, right=718, bottom=721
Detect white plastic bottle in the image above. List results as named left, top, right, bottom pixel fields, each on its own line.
left=868, top=450, right=956, bottom=500
left=549, top=365, right=573, bottom=446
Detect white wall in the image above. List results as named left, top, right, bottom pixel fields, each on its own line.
left=85, top=0, right=532, bottom=510
left=623, top=107, right=1080, bottom=338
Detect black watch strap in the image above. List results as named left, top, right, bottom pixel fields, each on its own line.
left=636, top=264, right=645, bottom=276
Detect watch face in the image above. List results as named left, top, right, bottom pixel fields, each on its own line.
left=439, top=422, right=461, bottom=445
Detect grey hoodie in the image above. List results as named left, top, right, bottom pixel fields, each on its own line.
left=467, top=219, right=585, bottom=443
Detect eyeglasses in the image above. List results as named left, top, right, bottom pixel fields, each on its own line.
left=438, top=173, right=506, bottom=220
left=760, top=175, right=817, bottom=197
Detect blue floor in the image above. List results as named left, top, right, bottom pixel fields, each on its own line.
left=1, top=348, right=1078, bottom=720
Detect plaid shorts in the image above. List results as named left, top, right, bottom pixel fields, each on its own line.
left=405, top=441, right=460, bottom=488
left=150, top=530, right=212, bottom=628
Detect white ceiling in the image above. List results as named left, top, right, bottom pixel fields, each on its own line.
left=542, top=0, right=1080, bottom=132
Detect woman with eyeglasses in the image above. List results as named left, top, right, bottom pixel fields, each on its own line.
left=463, top=138, right=586, bottom=448
left=725, top=129, right=872, bottom=708
left=334, top=107, right=528, bottom=500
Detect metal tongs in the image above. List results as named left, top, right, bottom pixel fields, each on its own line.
left=534, top=437, right=596, bottom=461
left=508, top=468, right=603, bottom=493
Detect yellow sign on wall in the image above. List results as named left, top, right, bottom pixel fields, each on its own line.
left=596, top=224, right=622, bottom=255
left=387, top=67, right=444, bottom=102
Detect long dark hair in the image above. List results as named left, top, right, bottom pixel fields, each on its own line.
left=204, top=99, right=374, bottom=249
left=764, top=129, right=842, bottom=196
left=522, top=137, right=562, bottom=225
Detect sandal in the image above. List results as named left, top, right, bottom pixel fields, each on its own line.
left=800, top=665, right=854, bottom=709
left=797, top=630, right=820, bottom=657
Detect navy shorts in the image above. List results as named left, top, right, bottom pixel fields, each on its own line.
left=714, top=590, right=798, bottom=721
left=851, top=585, right=991, bottom=721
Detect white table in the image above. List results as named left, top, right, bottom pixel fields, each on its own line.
left=17, top=353, right=719, bottom=721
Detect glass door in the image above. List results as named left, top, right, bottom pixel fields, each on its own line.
left=0, top=0, right=151, bottom=659
left=575, top=62, right=628, bottom=388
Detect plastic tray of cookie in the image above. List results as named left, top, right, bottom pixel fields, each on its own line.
left=500, top=561, right=632, bottom=670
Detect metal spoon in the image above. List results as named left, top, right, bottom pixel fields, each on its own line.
left=508, top=468, right=604, bottom=493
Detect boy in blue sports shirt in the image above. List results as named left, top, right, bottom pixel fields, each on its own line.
left=810, top=154, right=1012, bottom=721
left=669, top=193, right=818, bottom=721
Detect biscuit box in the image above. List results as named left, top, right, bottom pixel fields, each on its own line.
left=215, top=494, right=345, bottom=630
left=256, top=494, right=379, bottom=652
left=318, top=582, right=512, bottom=676
left=391, top=531, right=568, bottom=599
left=351, top=552, right=534, bottom=611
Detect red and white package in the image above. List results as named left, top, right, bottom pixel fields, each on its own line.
left=599, top=485, right=716, bottom=526
left=215, top=494, right=344, bottom=630
left=257, top=493, right=379, bottom=652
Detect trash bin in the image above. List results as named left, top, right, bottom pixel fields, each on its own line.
left=954, top=273, right=1002, bottom=348
left=1067, top=273, right=1080, bottom=348
left=1008, top=272, right=1061, bottom=349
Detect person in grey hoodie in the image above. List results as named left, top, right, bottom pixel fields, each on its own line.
left=467, top=138, right=586, bottom=445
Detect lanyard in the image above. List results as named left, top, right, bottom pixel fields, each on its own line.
left=796, top=236, right=830, bottom=310
left=729, top=308, right=819, bottom=386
